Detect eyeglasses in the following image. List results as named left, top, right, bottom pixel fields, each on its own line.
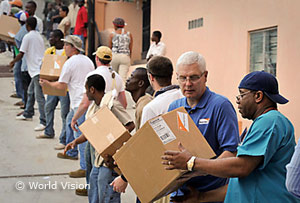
left=177, top=72, right=205, bottom=83
left=236, top=91, right=253, bottom=101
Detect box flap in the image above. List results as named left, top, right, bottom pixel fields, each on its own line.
left=79, top=106, right=130, bottom=156
left=114, top=106, right=216, bottom=203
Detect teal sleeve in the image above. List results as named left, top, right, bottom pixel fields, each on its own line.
left=237, top=114, right=282, bottom=170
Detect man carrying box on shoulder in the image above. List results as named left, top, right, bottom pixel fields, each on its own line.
left=64, top=74, right=135, bottom=203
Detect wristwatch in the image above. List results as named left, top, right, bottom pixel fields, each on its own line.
left=187, top=156, right=196, bottom=171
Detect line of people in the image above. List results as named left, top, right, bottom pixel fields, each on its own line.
left=3, top=1, right=300, bottom=202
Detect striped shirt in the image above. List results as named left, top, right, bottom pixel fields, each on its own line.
left=286, top=138, right=300, bottom=199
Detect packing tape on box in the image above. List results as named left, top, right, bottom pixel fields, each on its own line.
left=91, top=116, right=99, bottom=124
left=106, top=133, right=115, bottom=144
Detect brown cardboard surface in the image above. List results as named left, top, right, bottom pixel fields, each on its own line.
left=79, top=106, right=131, bottom=173
left=0, top=15, right=20, bottom=43
left=113, top=107, right=216, bottom=203
left=40, top=54, right=67, bottom=96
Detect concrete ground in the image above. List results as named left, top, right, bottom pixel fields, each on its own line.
left=0, top=52, right=137, bottom=202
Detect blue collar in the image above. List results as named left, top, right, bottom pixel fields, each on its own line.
left=183, top=87, right=211, bottom=110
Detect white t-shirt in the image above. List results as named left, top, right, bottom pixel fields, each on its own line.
left=34, top=15, right=43, bottom=34
left=84, top=65, right=124, bottom=94
left=140, top=88, right=183, bottom=126
left=20, top=30, right=45, bottom=78
left=59, top=54, right=94, bottom=109
left=56, top=49, right=64, bottom=56
left=146, top=41, right=166, bottom=60
left=0, top=0, right=10, bottom=15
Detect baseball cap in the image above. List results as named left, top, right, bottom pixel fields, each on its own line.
left=61, top=35, right=84, bottom=52
left=113, top=17, right=125, bottom=28
left=238, top=71, right=288, bottom=104
left=10, top=0, right=23, bottom=8
left=93, top=46, right=112, bottom=61
left=14, top=10, right=29, bottom=22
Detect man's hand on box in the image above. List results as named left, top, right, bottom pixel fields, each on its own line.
left=39, top=78, right=50, bottom=87
left=161, top=142, right=192, bottom=170
left=110, top=176, right=128, bottom=193
left=104, top=154, right=117, bottom=170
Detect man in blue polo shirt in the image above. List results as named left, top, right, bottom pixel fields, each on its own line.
left=167, top=51, right=239, bottom=201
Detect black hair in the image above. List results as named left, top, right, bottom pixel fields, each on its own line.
left=135, top=67, right=150, bottom=88
left=86, top=74, right=106, bottom=92
left=99, top=58, right=111, bottom=65
left=52, top=29, right=64, bottom=39
left=153, top=31, right=162, bottom=40
left=61, top=6, right=69, bottom=15
left=26, top=16, right=37, bottom=30
left=147, top=56, right=173, bottom=86
left=27, top=1, right=37, bottom=8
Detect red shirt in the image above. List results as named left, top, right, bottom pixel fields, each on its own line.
left=74, top=6, right=88, bottom=37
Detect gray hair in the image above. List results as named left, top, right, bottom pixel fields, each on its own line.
left=176, top=51, right=207, bottom=73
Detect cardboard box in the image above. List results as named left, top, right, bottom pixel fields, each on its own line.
left=40, top=54, right=67, bottom=96
left=113, top=107, right=216, bottom=203
left=0, top=15, right=20, bottom=43
left=79, top=106, right=132, bottom=173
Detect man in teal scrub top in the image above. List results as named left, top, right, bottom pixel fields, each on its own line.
left=162, top=71, right=300, bottom=203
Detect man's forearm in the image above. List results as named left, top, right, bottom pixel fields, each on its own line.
left=193, top=155, right=263, bottom=178
left=72, top=94, right=90, bottom=122
left=12, top=52, right=24, bottom=64
left=75, top=134, right=88, bottom=145
left=48, top=81, right=67, bottom=91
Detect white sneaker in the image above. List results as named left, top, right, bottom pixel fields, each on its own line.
left=54, top=143, right=66, bottom=150
left=16, top=115, right=33, bottom=121
left=34, top=124, right=46, bottom=131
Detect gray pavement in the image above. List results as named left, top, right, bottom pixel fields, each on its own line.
left=0, top=74, right=136, bottom=202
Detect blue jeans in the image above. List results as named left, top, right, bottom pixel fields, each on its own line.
left=85, top=142, right=95, bottom=184
left=88, top=166, right=120, bottom=203
left=13, top=60, right=24, bottom=102
left=44, top=93, right=70, bottom=143
left=23, top=75, right=46, bottom=125
left=65, top=108, right=87, bottom=170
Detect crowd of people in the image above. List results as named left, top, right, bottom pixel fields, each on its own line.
left=1, top=0, right=300, bottom=202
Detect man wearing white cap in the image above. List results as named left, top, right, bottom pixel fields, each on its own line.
left=40, top=35, right=94, bottom=178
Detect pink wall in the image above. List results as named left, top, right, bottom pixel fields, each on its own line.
left=151, top=0, right=300, bottom=140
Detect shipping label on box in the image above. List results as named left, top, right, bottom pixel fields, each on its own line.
left=0, top=15, right=20, bottom=43
left=79, top=106, right=131, bottom=172
left=40, top=54, right=67, bottom=96
left=113, top=106, right=216, bottom=203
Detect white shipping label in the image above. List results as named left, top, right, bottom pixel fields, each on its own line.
left=149, top=116, right=176, bottom=145
left=177, top=112, right=189, bottom=132
left=54, top=61, right=60, bottom=69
